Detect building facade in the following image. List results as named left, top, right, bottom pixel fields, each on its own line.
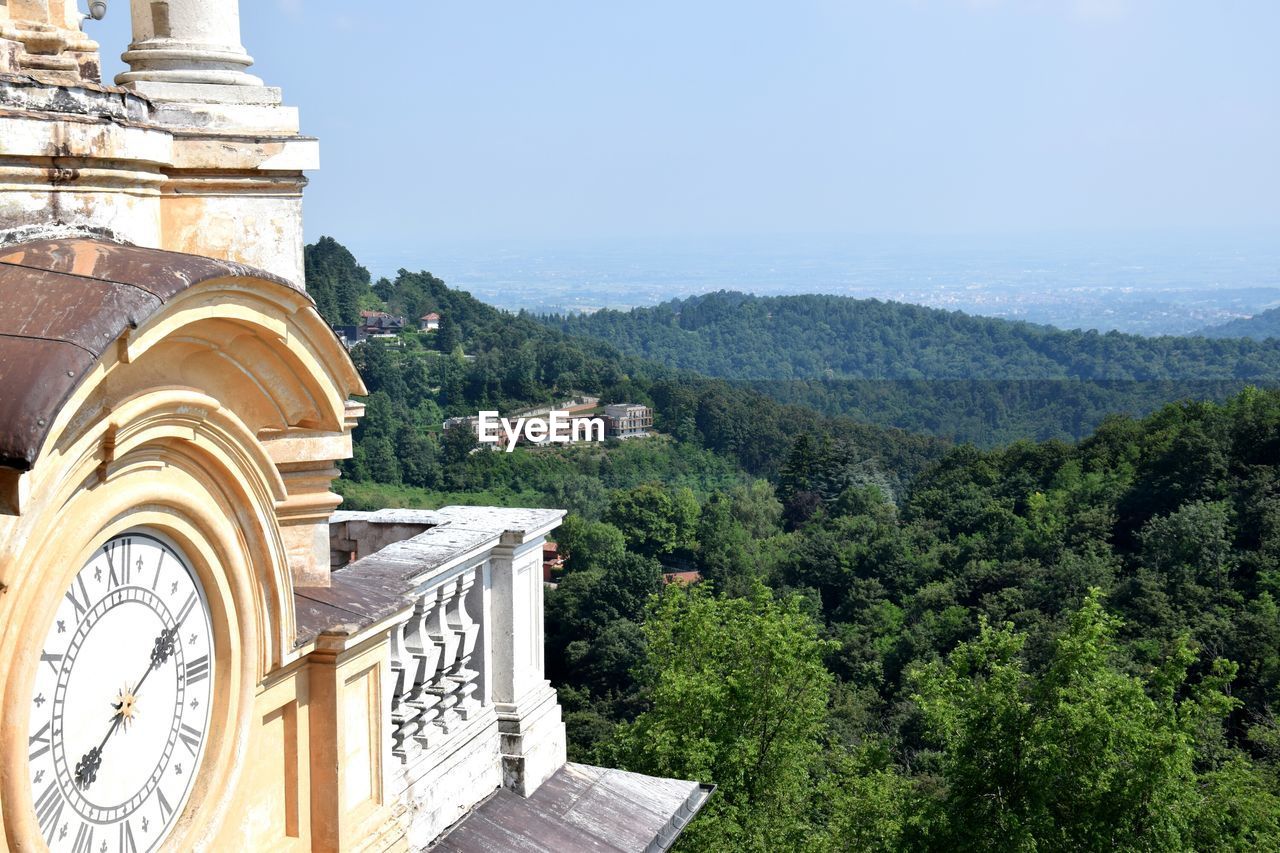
left=0, top=4, right=706, bottom=851
left=604, top=404, right=654, bottom=439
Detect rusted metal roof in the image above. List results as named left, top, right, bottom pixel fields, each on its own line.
left=0, top=237, right=296, bottom=472
left=430, top=762, right=713, bottom=853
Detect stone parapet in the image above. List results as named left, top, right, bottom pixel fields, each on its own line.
left=389, top=708, right=502, bottom=846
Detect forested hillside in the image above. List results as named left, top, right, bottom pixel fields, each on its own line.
left=547, top=292, right=1278, bottom=445
left=1202, top=306, right=1280, bottom=341
left=551, top=391, right=1280, bottom=850
left=312, top=238, right=1280, bottom=849
left=303, top=236, right=376, bottom=323
left=550, top=291, right=1280, bottom=380
left=749, top=377, right=1259, bottom=446
left=303, top=239, right=943, bottom=502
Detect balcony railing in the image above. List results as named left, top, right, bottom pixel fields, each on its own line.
left=389, top=565, right=483, bottom=760
left=299, top=506, right=568, bottom=848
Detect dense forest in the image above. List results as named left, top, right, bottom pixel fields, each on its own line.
left=549, top=291, right=1280, bottom=381
left=547, top=291, right=1279, bottom=445
left=311, top=238, right=1280, bottom=850
left=551, top=391, right=1280, bottom=850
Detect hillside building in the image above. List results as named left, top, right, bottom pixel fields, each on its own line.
left=333, top=324, right=366, bottom=349
left=604, top=403, right=655, bottom=439
left=361, top=310, right=407, bottom=335
left=0, top=3, right=707, bottom=851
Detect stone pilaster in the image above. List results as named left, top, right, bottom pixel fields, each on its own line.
left=488, top=537, right=566, bottom=796
left=264, top=431, right=355, bottom=588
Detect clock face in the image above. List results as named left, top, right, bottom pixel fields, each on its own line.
left=27, top=532, right=214, bottom=853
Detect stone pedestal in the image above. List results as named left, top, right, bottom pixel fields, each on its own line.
left=497, top=683, right=567, bottom=797
left=117, top=0, right=297, bottom=129
left=80, top=0, right=319, bottom=286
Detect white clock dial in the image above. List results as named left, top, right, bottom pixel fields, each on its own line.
left=27, top=532, right=214, bottom=853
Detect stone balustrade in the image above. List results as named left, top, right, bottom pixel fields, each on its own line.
left=389, top=565, right=483, bottom=759
left=296, top=505, right=568, bottom=849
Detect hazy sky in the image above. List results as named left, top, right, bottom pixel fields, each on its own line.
left=92, top=1, right=1279, bottom=251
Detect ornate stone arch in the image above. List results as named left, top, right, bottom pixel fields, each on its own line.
left=0, top=238, right=364, bottom=848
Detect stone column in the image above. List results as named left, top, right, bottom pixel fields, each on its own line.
left=117, top=0, right=263, bottom=90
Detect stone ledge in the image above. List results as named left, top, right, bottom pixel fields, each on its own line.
left=169, top=134, right=320, bottom=171
left=0, top=71, right=149, bottom=123
left=124, top=80, right=282, bottom=106
left=148, top=100, right=300, bottom=134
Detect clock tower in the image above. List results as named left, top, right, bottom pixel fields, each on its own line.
left=0, top=3, right=709, bottom=851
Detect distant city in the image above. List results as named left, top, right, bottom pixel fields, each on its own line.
left=354, top=233, right=1280, bottom=337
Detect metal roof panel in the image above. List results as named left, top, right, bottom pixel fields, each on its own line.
left=0, top=237, right=299, bottom=471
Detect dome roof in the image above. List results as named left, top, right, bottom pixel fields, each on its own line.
left=0, top=238, right=299, bottom=471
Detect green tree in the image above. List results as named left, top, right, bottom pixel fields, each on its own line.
left=362, top=436, right=402, bottom=485
left=595, top=552, right=662, bottom=624
left=555, top=515, right=626, bottom=574
left=696, top=493, right=752, bottom=592
left=613, top=582, right=834, bottom=851
left=672, top=486, right=701, bottom=553
left=605, top=483, right=679, bottom=559
left=439, top=422, right=477, bottom=467
left=395, top=423, right=440, bottom=489
left=304, top=236, right=371, bottom=325
left=909, top=590, right=1280, bottom=851
left=436, top=313, right=461, bottom=354
left=728, top=480, right=783, bottom=540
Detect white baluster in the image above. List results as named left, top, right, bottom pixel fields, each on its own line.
left=389, top=618, right=412, bottom=759
left=404, top=595, right=442, bottom=749
left=447, top=570, right=482, bottom=718
left=426, top=583, right=461, bottom=733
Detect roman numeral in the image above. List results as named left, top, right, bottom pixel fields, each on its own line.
left=105, top=538, right=132, bottom=588
left=183, top=655, right=209, bottom=687
left=157, top=786, right=173, bottom=820
left=71, top=822, right=93, bottom=853
left=64, top=574, right=91, bottom=619
left=40, top=651, right=62, bottom=675
left=119, top=819, right=138, bottom=853
left=178, top=722, right=202, bottom=756
left=29, top=720, right=52, bottom=762
left=175, top=592, right=197, bottom=626
left=33, top=779, right=63, bottom=836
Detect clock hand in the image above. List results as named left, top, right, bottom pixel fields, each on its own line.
left=73, top=624, right=180, bottom=790
left=73, top=716, right=120, bottom=790
left=132, top=625, right=179, bottom=698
